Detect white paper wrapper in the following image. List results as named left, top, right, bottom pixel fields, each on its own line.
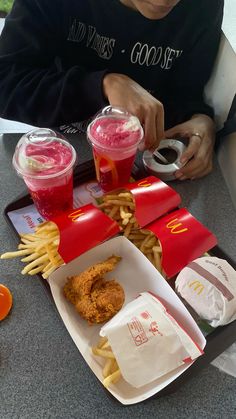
left=100, top=292, right=203, bottom=388
left=175, top=257, right=236, bottom=327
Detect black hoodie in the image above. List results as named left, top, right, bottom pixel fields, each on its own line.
left=0, top=0, right=223, bottom=128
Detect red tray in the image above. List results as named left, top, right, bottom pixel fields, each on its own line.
left=3, top=159, right=236, bottom=398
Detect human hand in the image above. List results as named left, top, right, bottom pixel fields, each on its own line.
left=165, top=114, right=216, bottom=180
left=103, top=73, right=164, bottom=150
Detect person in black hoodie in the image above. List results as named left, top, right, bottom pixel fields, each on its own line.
left=0, top=0, right=223, bottom=180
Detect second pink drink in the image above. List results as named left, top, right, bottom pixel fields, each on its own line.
left=87, top=107, right=143, bottom=192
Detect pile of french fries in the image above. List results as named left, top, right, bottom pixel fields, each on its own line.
left=1, top=190, right=163, bottom=279
left=128, top=229, right=162, bottom=273
left=0, top=222, right=64, bottom=279
left=99, top=192, right=138, bottom=237
left=92, top=336, right=121, bottom=388
left=99, top=191, right=164, bottom=274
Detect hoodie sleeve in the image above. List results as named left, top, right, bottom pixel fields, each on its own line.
left=0, top=0, right=108, bottom=126
left=164, top=0, right=224, bottom=127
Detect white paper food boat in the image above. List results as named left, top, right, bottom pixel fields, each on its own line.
left=48, top=236, right=206, bottom=405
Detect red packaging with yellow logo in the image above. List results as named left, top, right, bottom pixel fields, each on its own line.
left=49, top=178, right=217, bottom=279
left=51, top=204, right=120, bottom=263
left=147, top=208, right=217, bottom=278
left=123, top=176, right=181, bottom=227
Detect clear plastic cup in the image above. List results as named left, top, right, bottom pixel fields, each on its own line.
left=12, top=129, right=77, bottom=220
left=87, top=106, right=144, bottom=192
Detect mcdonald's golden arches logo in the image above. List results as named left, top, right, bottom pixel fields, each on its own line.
left=137, top=180, right=152, bottom=188
left=189, top=280, right=205, bottom=295
left=68, top=209, right=85, bottom=222
left=166, top=218, right=188, bottom=234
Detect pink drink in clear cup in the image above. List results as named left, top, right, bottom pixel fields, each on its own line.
left=87, top=106, right=143, bottom=192
left=13, top=129, right=77, bottom=220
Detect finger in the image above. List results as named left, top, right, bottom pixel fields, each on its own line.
left=155, top=103, right=165, bottom=147
left=165, top=120, right=195, bottom=140
left=165, top=127, right=180, bottom=139
left=176, top=174, right=188, bottom=181
left=165, top=123, right=186, bottom=139
left=176, top=157, right=201, bottom=179
left=180, top=135, right=201, bottom=165
left=144, top=111, right=157, bottom=150
left=188, top=156, right=213, bottom=179
left=182, top=133, right=213, bottom=176
left=176, top=152, right=212, bottom=179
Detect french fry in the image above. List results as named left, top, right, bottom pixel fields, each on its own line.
left=0, top=249, right=33, bottom=258
left=126, top=228, right=164, bottom=274
left=98, top=191, right=165, bottom=275
left=107, top=205, right=119, bottom=219
left=103, top=358, right=114, bottom=378
left=92, top=347, right=115, bottom=359
left=21, top=253, right=51, bottom=274
left=28, top=265, right=48, bottom=276
left=153, top=246, right=162, bottom=272
left=99, top=191, right=137, bottom=232
left=103, top=370, right=121, bottom=388
left=123, top=222, right=132, bottom=238
left=92, top=337, right=122, bottom=388
left=97, top=336, right=109, bottom=349
left=21, top=252, right=42, bottom=262
left=42, top=265, right=60, bottom=279
left=0, top=221, right=64, bottom=279
left=100, top=340, right=111, bottom=350
left=110, top=359, right=119, bottom=374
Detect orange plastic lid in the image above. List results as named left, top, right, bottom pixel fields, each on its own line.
left=0, top=284, right=13, bottom=321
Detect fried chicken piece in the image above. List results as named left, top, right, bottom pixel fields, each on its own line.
left=63, top=281, right=78, bottom=305
left=75, top=278, right=125, bottom=324
left=69, top=255, right=121, bottom=296
left=63, top=255, right=121, bottom=304
left=63, top=255, right=124, bottom=324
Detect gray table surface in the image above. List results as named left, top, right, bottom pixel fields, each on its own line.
left=1, top=133, right=236, bottom=419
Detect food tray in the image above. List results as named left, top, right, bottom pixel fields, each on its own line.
left=3, top=159, right=236, bottom=398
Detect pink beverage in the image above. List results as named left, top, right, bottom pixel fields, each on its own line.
left=13, top=129, right=77, bottom=220
left=87, top=107, right=143, bottom=192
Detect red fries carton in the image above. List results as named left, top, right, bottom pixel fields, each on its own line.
left=49, top=178, right=217, bottom=278
left=51, top=204, right=120, bottom=263
left=100, top=292, right=203, bottom=388
left=147, top=208, right=217, bottom=278
left=103, top=175, right=181, bottom=228
left=125, top=176, right=181, bottom=227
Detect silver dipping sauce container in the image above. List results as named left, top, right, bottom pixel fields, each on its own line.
left=142, top=139, right=187, bottom=181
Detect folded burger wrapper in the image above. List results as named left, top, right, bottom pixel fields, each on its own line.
left=100, top=292, right=203, bottom=388
left=175, top=257, right=236, bottom=327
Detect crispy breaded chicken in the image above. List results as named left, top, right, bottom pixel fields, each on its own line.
left=69, top=255, right=121, bottom=296
left=63, top=255, right=124, bottom=324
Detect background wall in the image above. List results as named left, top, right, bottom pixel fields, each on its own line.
left=204, top=0, right=236, bottom=210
